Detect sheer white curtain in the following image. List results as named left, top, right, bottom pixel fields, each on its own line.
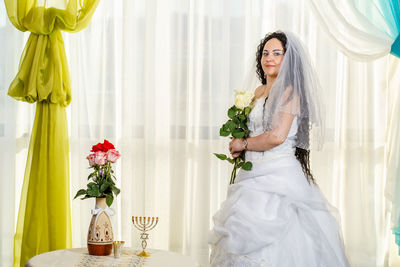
left=1, top=0, right=400, bottom=266
left=65, top=0, right=263, bottom=265
left=307, top=2, right=400, bottom=243
left=385, top=55, right=400, bottom=265
left=0, top=3, right=35, bottom=265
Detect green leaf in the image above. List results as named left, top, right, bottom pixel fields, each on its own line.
left=237, top=161, right=244, bottom=168
left=242, top=161, right=253, bottom=171
left=100, top=183, right=109, bottom=193
left=74, top=189, right=87, bottom=199
left=244, top=107, right=251, bottom=115
left=226, top=120, right=235, bottom=131
left=214, top=153, right=227, bottom=160
left=226, top=157, right=235, bottom=164
left=87, top=172, right=96, bottom=180
left=221, top=123, right=231, bottom=134
left=232, top=131, right=245, bottom=138
left=106, top=194, right=114, bottom=207
left=228, top=107, right=236, bottom=119
left=238, top=114, right=246, bottom=121
left=219, top=128, right=230, bottom=137
left=86, top=189, right=95, bottom=197
left=232, top=117, right=240, bottom=125
left=88, top=184, right=101, bottom=197
left=111, top=185, right=121, bottom=196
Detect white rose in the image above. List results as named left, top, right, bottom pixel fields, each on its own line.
left=234, top=90, right=254, bottom=109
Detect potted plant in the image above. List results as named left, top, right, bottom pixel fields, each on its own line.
left=74, top=139, right=121, bottom=256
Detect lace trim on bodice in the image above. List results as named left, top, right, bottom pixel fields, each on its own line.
left=246, top=97, right=298, bottom=162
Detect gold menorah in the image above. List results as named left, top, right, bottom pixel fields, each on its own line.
left=132, top=216, right=159, bottom=257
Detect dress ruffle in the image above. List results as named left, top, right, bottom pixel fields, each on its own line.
left=209, top=156, right=350, bottom=267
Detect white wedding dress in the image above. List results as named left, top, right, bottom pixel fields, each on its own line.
left=209, top=97, right=350, bottom=267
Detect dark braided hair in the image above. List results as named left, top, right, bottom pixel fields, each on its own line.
left=255, top=31, right=316, bottom=185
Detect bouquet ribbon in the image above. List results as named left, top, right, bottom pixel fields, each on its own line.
left=91, top=206, right=115, bottom=239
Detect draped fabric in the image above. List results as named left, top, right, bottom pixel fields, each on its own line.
left=5, top=0, right=100, bottom=104
left=4, top=0, right=100, bottom=266
left=306, top=0, right=400, bottom=255
left=306, top=0, right=399, bottom=61
left=372, top=0, right=400, bottom=57
left=349, top=0, right=400, bottom=57
left=1, top=0, right=400, bottom=267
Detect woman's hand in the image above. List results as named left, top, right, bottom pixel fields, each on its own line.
left=229, top=138, right=245, bottom=158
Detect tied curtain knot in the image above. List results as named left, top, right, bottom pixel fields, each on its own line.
left=8, top=29, right=71, bottom=106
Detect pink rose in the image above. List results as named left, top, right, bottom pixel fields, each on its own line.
left=106, top=149, right=120, bottom=163
left=86, top=153, right=97, bottom=167
left=93, top=151, right=107, bottom=166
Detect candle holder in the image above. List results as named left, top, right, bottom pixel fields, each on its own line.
left=132, top=216, right=159, bottom=257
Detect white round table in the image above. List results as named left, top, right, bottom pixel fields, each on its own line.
left=26, top=248, right=200, bottom=267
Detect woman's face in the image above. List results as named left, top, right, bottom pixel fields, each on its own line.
left=261, top=38, right=285, bottom=79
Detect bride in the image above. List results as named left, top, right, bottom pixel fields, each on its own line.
left=209, top=31, right=350, bottom=267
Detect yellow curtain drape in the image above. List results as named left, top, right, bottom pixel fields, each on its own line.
left=4, top=0, right=100, bottom=266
